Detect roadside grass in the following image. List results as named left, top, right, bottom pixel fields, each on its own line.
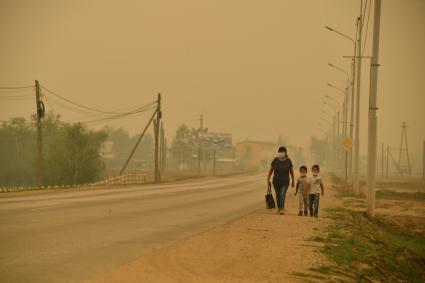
left=307, top=207, right=425, bottom=282
left=297, top=174, right=425, bottom=282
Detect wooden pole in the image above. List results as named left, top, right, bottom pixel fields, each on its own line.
left=154, top=93, right=161, bottom=184
left=423, top=141, right=425, bottom=181
left=213, top=149, right=216, bottom=176
left=35, top=80, right=44, bottom=186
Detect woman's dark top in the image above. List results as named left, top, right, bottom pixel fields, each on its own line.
left=271, top=157, right=293, bottom=186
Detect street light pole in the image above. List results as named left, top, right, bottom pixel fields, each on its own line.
left=327, top=83, right=347, bottom=135
left=367, top=0, right=382, bottom=219
left=354, top=1, right=364, bottom=195
left=327, top=82, right=348, bottom=181
left=349, top=20, right=359, bottom=182
left=328, top=64, right=350, bottom=138
left=325, top=22, right=358, bottom=187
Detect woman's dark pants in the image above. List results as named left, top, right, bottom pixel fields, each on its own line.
left=273, top=183, right=289, bottom=209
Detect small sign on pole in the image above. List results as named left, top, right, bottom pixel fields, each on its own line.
left=341, top=137, right=353, bottom=151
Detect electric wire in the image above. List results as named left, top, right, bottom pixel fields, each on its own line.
left=41, top=85, right=149, bottom=115
left=0, top=86, right=33, bottom=90
left=43, top=93, right=157, bottom=124
left=1, top=84, right=159, bottom=141
left=74, top=104, right=157, bottom=125
left=0, top=94, right=34, bottom=100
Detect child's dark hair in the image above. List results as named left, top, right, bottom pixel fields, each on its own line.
left=312, top=164, right=320, bottom=171
left=299, top=166, right=307, bottom=171
left=278, top=146, right=287, bottom=153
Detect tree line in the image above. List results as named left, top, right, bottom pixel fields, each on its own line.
left=0, top=113, right=107, bottom=187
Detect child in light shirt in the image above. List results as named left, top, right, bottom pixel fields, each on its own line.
left=294, top=166, right=310, bottom=216
left=309, top=164, right=324, bottom=217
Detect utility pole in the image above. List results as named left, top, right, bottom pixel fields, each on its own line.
left=160, top=122, right=166, bottom=174
left=423, top=141, right=425, bottom=181
left=349, top=20, right=359, bottom=182
left=386, top=145, right=389, bottom=178
left=213, top=148, right=217, bottom=176
left=332, top=115, right=337, bottom=172
left=198, top=114, right=203, bottom=176
left=337, top=111, right=341, bottom=177
left=35, top=80, right=44, bottom=186
left=353, top=1, right=364, bottom=195
left=398, top=122, right=412, bottom=175
left=154, top=93, right=162, bottom=184
left=367, top=0, right=382, bottom=219
left=381, top=143, right=384, bottom=177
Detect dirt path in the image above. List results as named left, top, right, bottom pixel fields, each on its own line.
left=91, top=177, right=340, bottom=283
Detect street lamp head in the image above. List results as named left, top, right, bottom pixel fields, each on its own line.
left=325, top=25, right=334, bottom=31
left=328, top=63, right=334, bottom=67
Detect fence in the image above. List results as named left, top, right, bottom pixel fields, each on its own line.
left=0, top=172, right=148, bottom=193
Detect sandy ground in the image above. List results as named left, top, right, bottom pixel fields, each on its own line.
left=91, top=178, right=340, bottom=283
left=347, top=179, right=425, bottom=235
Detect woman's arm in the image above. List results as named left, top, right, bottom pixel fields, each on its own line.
left=267, top=166, right=273, bottom=184
left=290, top=166, right=295, bottom=188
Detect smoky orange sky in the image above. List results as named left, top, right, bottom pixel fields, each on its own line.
left=1, top=0, right=424, bottom=159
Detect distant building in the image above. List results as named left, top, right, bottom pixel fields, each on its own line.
left=100, top=141, right=115, bottom=159
left=235, top=140, right=277, bottom=169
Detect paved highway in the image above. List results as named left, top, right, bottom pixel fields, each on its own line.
left=0, top=174, right=265, bottom=283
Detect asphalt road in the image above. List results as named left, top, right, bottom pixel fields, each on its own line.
left=0, top=173, right=265, bottom=283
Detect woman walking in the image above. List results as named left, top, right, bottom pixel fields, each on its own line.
left=267, top=146, right=295, bottom=214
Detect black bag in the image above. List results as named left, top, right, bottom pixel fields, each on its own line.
left=265, top=183, right=275, bottom=209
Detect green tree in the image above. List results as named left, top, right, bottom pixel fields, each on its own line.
left=46, top=123, right=107, bottom=185
left=0, top=117, right=36, bottom=186
left=170, top=124, right=195, bottom=169
left=0, top=113, right=107, bottom=187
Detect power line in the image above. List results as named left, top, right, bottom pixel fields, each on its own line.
left=77, top=104, right=157, bottom=126
left=43, top=92, right=104, bottom=117
left=0, top=94, right=33, bottom=100
left=41, top=85, right=135, bottom=115
left=0, top=89, right=33, bottom=94
left=0, top=86, right=33, bottom=90
left=42, top=93, right=56, bottom=113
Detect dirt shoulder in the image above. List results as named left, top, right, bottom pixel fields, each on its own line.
left=91, top=177, right=340, bottom=283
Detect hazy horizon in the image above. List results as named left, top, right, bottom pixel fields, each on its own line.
left=1, top=0, right=424, bottom=158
